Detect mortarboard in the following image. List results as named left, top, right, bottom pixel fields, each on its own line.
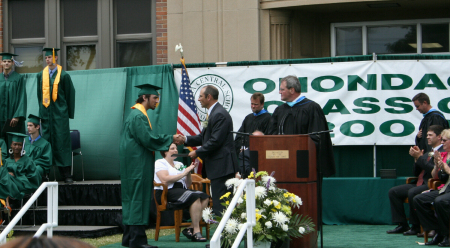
left=7, top=132, right=28, bottom=143
left=27, top=114, right=41, bottom=125
left=135, top=84, right=162, bottom=97
left=0, top=53, right=18, bottom=61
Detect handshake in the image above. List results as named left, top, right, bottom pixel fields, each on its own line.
left=172, top=134, right=186, bottom=145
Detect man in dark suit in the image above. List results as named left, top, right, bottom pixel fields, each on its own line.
left=387, top=125, right=445, bottom=235
left=184, top=85, right=238, bottom=216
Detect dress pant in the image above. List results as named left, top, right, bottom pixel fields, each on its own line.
left=414, top=190, right=450, bottom=235
left=388, top=183, right=428, bottom=225
left=122, top=225, right=148, bottom=248
left=58, top=166, right=72, bottom=179
left=210, top=173, right=235, bottom=217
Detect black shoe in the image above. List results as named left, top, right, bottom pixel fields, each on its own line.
left=191, top=232, right=207, bottom=242
left=138, top=245, right=158, bottom=248
left=426, top=233, right=444, bottom=245
left=404, top=228, right=420, bottom=235
left=439, top=236, right=450, bottom=247
left=387, top=224, right=410, bottom=234
left=64, top=177, right=74, bottom=184
left=205, top=245, right=210, bottom=248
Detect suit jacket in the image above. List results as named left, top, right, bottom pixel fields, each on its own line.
left=186, top=103, right=238, bottom=180
left=414, top=146, right=445, bottom=183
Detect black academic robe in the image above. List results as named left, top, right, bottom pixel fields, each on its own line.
left=234, top=112, right=271, bottom=154
left=269, top=98, right=336, bottom=177
left=0, top=138, right=6, bottom=166
left=0, top=71, right=27, bottom=139
left=415, top=110, right=449, bottom=153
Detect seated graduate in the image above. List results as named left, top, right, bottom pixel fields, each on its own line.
left=154, top=143, right=210, bottom=242
left=0, top=138, right=6, bottom=165
left=23, top=114, right=52, bottom=180
left=0, top=133, right=40, bottom=206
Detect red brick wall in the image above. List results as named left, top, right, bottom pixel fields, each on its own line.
left=156, top=0, right=167, bottom=65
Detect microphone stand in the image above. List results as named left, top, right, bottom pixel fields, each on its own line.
left=231, top=131, right=251, bottom=178
left=307, top=129, right=333, bottom=248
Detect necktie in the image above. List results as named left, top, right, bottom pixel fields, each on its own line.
left=416, top=156, right=431, bottom=186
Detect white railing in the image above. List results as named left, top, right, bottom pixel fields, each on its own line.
left=0, top=182, right=58, bottom=244
left=210, top=179, right=256, bottom=248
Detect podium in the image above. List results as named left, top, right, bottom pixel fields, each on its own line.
left=249, top=135, right=318, bottom=248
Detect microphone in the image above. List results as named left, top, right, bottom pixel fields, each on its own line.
left=308, top=130, right=333, bottom=135
left=278, top=113, right=292, bottom=135
left=230, top=131, right=251, bottom=136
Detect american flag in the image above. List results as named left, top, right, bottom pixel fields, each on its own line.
left=177, top=59, right=203, bottom=173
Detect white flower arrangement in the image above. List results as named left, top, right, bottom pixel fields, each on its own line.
left=174, top=163, right=187, bottom=171
left=201, top=120, right=208, bottom=129
left=202, top=170, right=315, bottom=247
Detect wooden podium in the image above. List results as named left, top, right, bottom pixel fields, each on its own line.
left=249, top=135, right=318, bottom=248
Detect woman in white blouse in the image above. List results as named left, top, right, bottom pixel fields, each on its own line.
left=154, top=143, right=210, bottom=242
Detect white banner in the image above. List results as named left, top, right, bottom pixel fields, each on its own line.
left=174, top=60, right=450, bottom=146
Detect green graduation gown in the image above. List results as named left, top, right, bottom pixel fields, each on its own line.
left=36, top=68, right=75, bottom=168
left=119, top=108, right=173, bottom=225
left=0, top=155, right=40, bottom=200
left=0, top=138, right=6, bottom=166
left=0, top=71, right=27, bottom=138
left=24, top=136, right=52, bottom=180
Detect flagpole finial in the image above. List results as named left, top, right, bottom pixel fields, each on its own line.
left=175, top=43, right=184, bottom=58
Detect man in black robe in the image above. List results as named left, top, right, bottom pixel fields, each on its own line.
left=412, top=93, right=449, bottom=153
left=234, top=93, right=271, bottom=172
left=268, top=75, right=335, bottom=177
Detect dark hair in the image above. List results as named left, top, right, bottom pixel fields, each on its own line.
left=428, top=125, right=445, bottom=136
left=412, top=93, right=430, bottom=105
left=203, top=85, right=219, bottom=100
left=251, top=93, right=265, bottom=104
left=160, top=143, right=177, bottom=158
left=0, top=235, right=94, bottom=248
left=281, top=75, right=301, bottom=93
left=135, top=94, right=151, bottom=104
left=29, top=122, right=40, bottom=129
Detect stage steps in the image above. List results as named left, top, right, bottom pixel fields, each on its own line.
left=4, top=180, right=123, bottom=238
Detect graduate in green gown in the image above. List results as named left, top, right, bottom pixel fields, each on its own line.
left=0, top=53, right=27, bottom=144
left=120, top=84, right=184, bottom=248
left=0, top=133, right=40, bottom=206
left=0, top=138, right=6, bottom=166
left=36, top=48, right=75, bottom=184
left=23, top=114, right=52, bottom=181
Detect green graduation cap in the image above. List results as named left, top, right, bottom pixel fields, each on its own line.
left=42, top=48, right=60, bottom=57
left=135, top=84, right=162, bottom=96
left=27, top=114, right=41, bottom=125
left=7, top=132, right=28, bottom=142
left=0, top=52, right=18, bottom=61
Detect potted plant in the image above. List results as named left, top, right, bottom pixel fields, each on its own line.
left=202, top=170, right=315, bottom=248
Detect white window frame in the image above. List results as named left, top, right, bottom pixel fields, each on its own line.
left=331, top=18, right=450, bottom=57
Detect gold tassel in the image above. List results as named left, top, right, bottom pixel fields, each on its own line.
left=52, top=48, right=56, bottom=64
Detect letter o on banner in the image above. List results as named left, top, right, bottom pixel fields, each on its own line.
left=379, top=120, right=415, bottom=137
left=438, top=97, right=450, bottom=114
left=340, top=120, right=375, bottom=137
left=243, top=78, right=276, bottom=94
left=311, top=76, right=344, bottom=92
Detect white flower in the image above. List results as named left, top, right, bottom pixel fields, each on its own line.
left=241, top=212, right=247, bottom=219
left=237, top=196, right=244, bottom=204
left=282, top=224, right=289, bottom=231
left=261, top=175, right=276, bottom=186
left=268, top=186, right=276, bottom=191
left=265, top=221, right=272, bottom=228
left=202, top=207, right=214, bottom=223
left=264, top=199, right=272, bottom=206
left=272, top=200, right=280, bottom=206
left=299, top=227, right=306, bottom=234
left=174, top=163, right=181, bottom=170
left=225, top=218, right=239, bottom=234
left=225, top=178, right=242, bottom=190
left=201, top=121, right=208, bottom=128
left=292, top=195, right=303, bottom=208
left=272, top=212, right=288, bottom=226
left=255, top=186, right=267, bottom=199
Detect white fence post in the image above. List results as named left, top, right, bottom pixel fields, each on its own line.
left=0, top=182, right=59, bottom=244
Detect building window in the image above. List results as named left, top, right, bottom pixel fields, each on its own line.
left=115, top=0, right=154, bottom=67
left=5, top=0, right=155, bottom=70
left=331, top=19, right=450, bottom=56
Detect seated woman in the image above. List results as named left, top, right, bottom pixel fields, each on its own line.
left=0, top=132, right=40, bottom=207
left=154, top=143, right=210, bottom=242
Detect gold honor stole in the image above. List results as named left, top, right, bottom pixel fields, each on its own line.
left=42, top=65, right=63, bottom=108
left=131, top=103, right=152, bottom=130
